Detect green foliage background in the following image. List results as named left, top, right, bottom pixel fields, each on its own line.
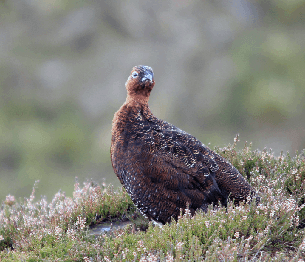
left=0, top=0, right=304, bottom=201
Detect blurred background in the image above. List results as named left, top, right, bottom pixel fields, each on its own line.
left=0, top=0, right=305, bottom=201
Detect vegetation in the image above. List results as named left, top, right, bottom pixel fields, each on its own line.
left=0, top=137, right=304, bottom=261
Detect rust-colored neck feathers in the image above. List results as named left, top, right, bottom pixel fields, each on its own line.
left=126, top=92, right=150, bottom=106
left=111, top=65, right=155, bottom=137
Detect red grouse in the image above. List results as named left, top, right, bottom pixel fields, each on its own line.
left=111, top=65, right=256, bottom=224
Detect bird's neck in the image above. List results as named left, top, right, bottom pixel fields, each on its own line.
left=112, top=99, right=152, bottom=135
left=126, top=94, right=149, bottom=105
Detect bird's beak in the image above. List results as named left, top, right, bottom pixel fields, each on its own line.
left=141, top=66, right=154, bottom=83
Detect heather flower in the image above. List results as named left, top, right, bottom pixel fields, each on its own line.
left=246, top=195, right=252, bottom=203
left=54, top=226, right=62, bottom=236
left=66, top=228, right=76, bottom=240
left=104, top=256, right=111, bottom=262
left=75, top=216, right=86, bottom=230
left=147, top=253, right=158, bottom=262
left=176, top=241, right=184, bottom=251
left=184, top=208, right=191, bottom=217
left=300, top=238, right=305, bottom=250
left=165, top=254, right=174, bottom=262
left=5, top=194, right=15, bottom=206
left=139, top=256, right=147, bottom=262
left=138, top=240, right=145, bottom=248
left=73, top=181, right=82, bottom=199
left=263, top=226, right=269, bottom=234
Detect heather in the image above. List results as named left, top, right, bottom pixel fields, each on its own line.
left=0, top=138, right=305, bottom=261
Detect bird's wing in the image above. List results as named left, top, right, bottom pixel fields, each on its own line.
left=143, top=124, right=219, bottom=176
left=147, top=126, right=253, bottom=202
left=132, top=124, right=223, bottom=188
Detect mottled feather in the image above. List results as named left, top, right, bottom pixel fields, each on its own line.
left=111, top=65, right=257, bottom=224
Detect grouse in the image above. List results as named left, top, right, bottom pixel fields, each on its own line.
left=111, top=65, right=257, bottom=224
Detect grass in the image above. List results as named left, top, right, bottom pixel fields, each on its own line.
left=0, top=136, right=305, bottom=261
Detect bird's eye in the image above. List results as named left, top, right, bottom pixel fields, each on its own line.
left=131, top=72, right=138, bottom=78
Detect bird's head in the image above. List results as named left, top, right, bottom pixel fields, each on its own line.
left=125, top=65, right=155, bottom=104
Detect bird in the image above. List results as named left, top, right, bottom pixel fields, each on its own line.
left=111, top=65, right=257, bottom=225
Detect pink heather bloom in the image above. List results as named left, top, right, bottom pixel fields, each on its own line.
left=138, top=240, right=144, bottom=247
left=147, top=253, right=158, bottom=262
left=166, top=254, right=174, bottom=262
left=176, top=241, right=184, bottom=251
left=139, top=257, right=147, bottom=262
left=104, top=256, right=111, bottom=262
left=76, top=216, right=86, bottom=230
left=184, top=208, right=191, bottom=217
left=5, top=195, right=15, bottom=206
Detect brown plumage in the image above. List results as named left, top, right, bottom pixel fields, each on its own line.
left=111, top=65, right=257, bottom=224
